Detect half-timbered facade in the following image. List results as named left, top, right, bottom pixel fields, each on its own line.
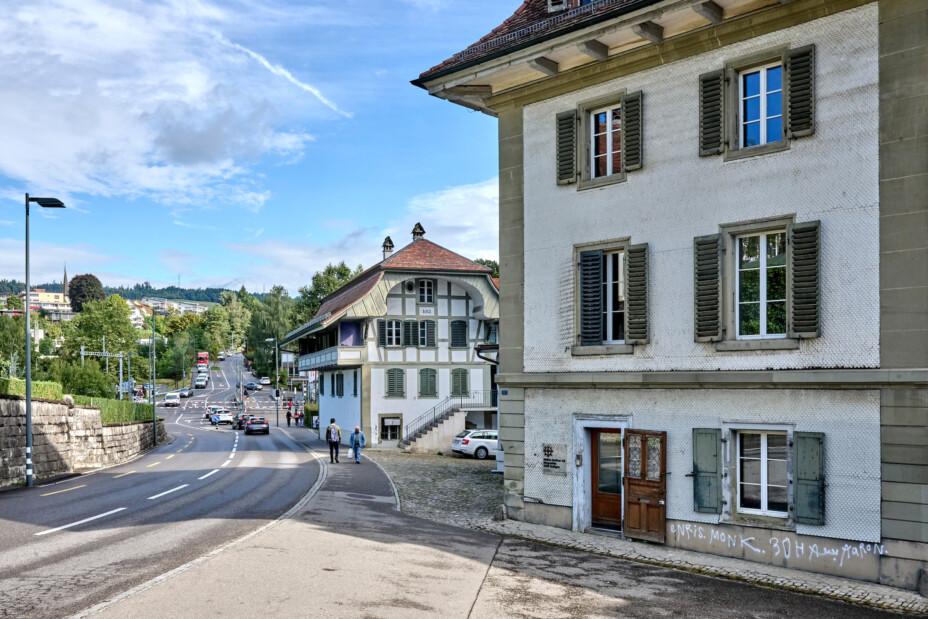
left=416, top=0, right=928, bottom=590
left=283, top=226, right=500, bottom=446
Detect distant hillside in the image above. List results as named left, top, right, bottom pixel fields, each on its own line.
left=0, top=279, right=235, bottom=303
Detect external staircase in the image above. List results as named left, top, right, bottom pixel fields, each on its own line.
left=401, top=390, right=496, bottom=450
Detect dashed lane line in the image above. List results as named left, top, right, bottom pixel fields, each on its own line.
left=35, top=508, right=127, bottom=536
left=198, top=469, right=220, bottom=480
left=41, top=484, right=87, bottom=497
left=147, top=485, right=189, bottom=500
left=146, top=462, right=161, bottom=468
left=113, top=471, right=136, bottom=479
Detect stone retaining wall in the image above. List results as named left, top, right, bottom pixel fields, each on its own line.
left=0, top=395, right=165, bottom=486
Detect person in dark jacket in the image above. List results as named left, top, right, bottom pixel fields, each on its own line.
left=349, top=426, right=366, bottom=464
left=326, top=418, right=341, bottom=463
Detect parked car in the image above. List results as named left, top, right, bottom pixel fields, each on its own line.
left=244, top=417, right=269, bottom=435
left=244, top=381, right=261, bottom=391
left=211, top=409, right=234, bottom=425
left=179, top=387, right=193, bottom=398
left=163, top=392, right=181, bottom=407
left=260, top=377, right=271, bottom=385
left=452, top=429, right=499, bottom=460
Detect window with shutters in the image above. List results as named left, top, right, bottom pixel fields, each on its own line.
left=386, top=368, right=405, bottom=398
left=418, top=320, right=436, bottom=348
left=319, top=372, right=324, bottom=396
left=419, top=368, right=437, bottom=397
left=573, top=238, right=647, bottom=355
left=558, top=90, right=643, bottom=190
left=330, top=373, right=335, bottom=396
left=736, top=431, right=788, bottom=518
left=386, top=320, right=401, bottom=346
left=699, top=46, right=814, bottom=161
left=697, top=217, right=820, bottom=351
left=451, top=368, right=469, bottom=397
left=352, top=370, right=358, bottom=397
left=336, top=373, right=344, bottom=398
left=450, top=320, right=468, bottom=348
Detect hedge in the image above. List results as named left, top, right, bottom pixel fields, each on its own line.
left=0, top=378, right=63, bottom=400
left=71, top=395, right=154, bottom=424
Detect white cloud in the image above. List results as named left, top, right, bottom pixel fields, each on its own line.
left=0, top=0, right=342, bottom=210
left=0, top=238, right=119, bottom=285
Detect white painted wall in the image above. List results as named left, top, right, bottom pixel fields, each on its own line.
left=523, top=388, right=881, bottom=543
left=318, top=371, right=361, bottom=443
left=521, top=5, right=879, bottom=372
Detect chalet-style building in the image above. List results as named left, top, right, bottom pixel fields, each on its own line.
left=416, top=0, right=928, bottom=591
left=282, top=225, right=500, bottom=448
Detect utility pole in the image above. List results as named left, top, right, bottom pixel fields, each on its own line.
left=103, top=335, right=108, bottom=374
left=118, top=352, right=124, bottom=400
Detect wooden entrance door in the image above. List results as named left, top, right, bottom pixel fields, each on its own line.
left=624, top=430, right=667, bottom=543
left=591, top=430, right=623, bottom=529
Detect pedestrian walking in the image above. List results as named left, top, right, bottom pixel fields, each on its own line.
left=326, top=418, right=341, bottom=463
left=349, top=426, right=366, bottom=464
left=286, top=410, right=292, bottom=427
left=298, top=411, right=304, bottom=427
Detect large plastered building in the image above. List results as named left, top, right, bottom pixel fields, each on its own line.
left=415, top=0, right=928, bottom=591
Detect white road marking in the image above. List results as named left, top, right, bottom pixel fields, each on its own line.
left=198, top=469, right=220, bottom=480
left=221, top=458, right=233, bottom=467
left=35, top=507, right=127, bottom=536
left=147, top=485, right=189, bottom=500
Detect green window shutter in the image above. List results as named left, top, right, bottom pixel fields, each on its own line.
left=556, top=110, right=578, bottom=185
left=785, top=45, right=815, bottom=139
left=794, top=432, right=825, bottom=525
left=426, top=320, right=436, bottom=348
left=692, top=428, right=722, bottom=514
left=419, top=369, right=436, bottom=397
left=698, top=69, right=726, bottom=156
left=451, top=369, right=468, bottom=396
left=387, top=369, right=405, bottom=397
left=429, top=369, right=437, bottom=396
left=451, top=320, right=467, bottom=347
left=330, top=374, right=335, bottom=395
left=624, top=243, right=649, bottom=345
left=397, top=369, right=405, bottom=397
left=578, top=249, right=603, bottom=345
left=377, top=319, right=386, bottom=347
left=353, top=370, right=358, bottom=397
left=403, top=320, right=418, bottom=346
left=694, top=234, right=723, bottom=342
left=620, top=91, right=643, bottom=172
left=788, top=220, right=821, bottom=339
left=319, top=372, right=324, bottom=396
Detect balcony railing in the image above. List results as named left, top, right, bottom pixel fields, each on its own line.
left=297, top=346, right=363, bottom=371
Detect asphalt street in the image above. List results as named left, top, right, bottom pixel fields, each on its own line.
left=0, top=354, right=320, bottom=619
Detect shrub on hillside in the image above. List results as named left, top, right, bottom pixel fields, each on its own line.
left=0, top=378, right=63, bottom=400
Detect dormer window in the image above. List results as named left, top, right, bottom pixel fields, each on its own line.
left=547, top=0, right=567, bottom=12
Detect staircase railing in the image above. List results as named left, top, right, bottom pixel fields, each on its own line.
left=403, top=390, right=495, bottom=443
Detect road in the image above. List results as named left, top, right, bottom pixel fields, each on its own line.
left=0, top=353, right=320, bottom=619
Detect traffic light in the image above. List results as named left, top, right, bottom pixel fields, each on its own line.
left=275, top=388, right=280, bottom=399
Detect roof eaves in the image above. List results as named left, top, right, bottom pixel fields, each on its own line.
left=412, top=0, right=662, bottom=88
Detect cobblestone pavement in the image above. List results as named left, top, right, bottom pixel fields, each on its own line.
left=364, top=451, right=501, bottom=526
left=366, top=451, right=928, bottom=616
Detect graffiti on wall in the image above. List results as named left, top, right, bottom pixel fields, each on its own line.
left=668, top=523, right=884, bottom=569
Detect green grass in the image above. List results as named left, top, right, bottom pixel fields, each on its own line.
left=71, top=395, right=154, bottom=424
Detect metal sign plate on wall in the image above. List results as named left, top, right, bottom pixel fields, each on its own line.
left=542, top=443, right=568, bottom=476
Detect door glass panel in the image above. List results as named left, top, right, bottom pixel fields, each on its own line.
left=627, top=434, right=641, bottom=478
left=597, top=433, right=622, bottom=494
left=646, top=436, right=661, bottom=481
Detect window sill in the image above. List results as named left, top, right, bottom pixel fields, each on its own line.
left=725, top=513, right=794, bottom=531
left=578, top=173, right=626, bottom=192
left=385, top=395, right=406, bottom=399
left=715, top=339, right=799, bottom=352
left=572, top=344, right=634, bottom=356
left=723, top=140, right=790, bottom=162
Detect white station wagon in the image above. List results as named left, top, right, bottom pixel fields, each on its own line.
left=452, top=429, right=499, bottom=460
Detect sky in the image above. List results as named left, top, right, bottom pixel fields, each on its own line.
left=0, top=0, right=518, bottom=294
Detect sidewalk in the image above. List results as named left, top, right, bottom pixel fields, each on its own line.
left=87, top=433, right=501, bottom=619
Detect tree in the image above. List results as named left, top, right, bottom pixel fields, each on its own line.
left=69, top=274, right=105, bottom=312
left=5, top=295, right=23, bottom=310
left=203, top=306, right=230, bottom=349
left=165, top=312, right=202, bottom=336
left=294, top=262, right=363, bottom=326
left=68, top=294, right=138, bottom=363
left=246, top=286, right=295, bottom=379
left=237, top=286, right=258, bottom=312
left=474, top=259, right=500, bottom=278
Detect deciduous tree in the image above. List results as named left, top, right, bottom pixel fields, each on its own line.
left=69, top=274, right=105, bottom=312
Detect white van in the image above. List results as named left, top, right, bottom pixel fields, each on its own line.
left=164, top=393, right=181, bottom=407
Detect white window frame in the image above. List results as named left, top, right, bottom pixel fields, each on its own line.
left=602, top=250, right=625, bottom=344
left=734, top=230, right=787, bottom=340
left=418, top=279, right=434, bottom=304
left=589, top=104, right=622, bottom=179
left=386, top=319, right=402, bottom=347
left=736, top=430, right=789, bottom=518
left=738, top=62, right=784, bottom=149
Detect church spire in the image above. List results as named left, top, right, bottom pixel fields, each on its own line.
left=63, top=263, right=68, bottom=298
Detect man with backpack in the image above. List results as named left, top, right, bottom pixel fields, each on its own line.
left=326, top=418, right=341, bottom=463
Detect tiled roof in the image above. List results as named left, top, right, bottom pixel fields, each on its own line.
left=382, top=239, right=492, bottom=273
left=417, top=0, right=654, bottom=82
left=289, top=238, right=492, bottom=339
left=491, top=277, right=500, bottom=290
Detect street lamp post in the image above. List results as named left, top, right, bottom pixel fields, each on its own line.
left=266, top=337, right=279, bottom=427
left=24, top=194, right=65, bottom=488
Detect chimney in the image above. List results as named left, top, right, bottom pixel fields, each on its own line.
left=412, top=222, right=425, bottom=241
left=382, top=236, right=394, bottom=260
